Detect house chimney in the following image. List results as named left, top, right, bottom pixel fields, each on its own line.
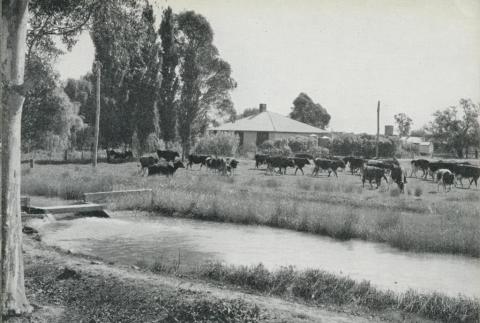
left=259, top=103, right=267, bottom=113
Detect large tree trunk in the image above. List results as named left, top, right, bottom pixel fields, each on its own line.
left=1, top=0, right=32, bottom=316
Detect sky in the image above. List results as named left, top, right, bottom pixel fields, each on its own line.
left=55, top=0, right=480, bottom=134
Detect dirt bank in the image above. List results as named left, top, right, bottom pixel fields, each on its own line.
left=2, top=235, right=425, bottom=323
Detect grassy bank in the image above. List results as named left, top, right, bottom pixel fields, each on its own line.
left=21, top=159, right=480, bottom=256
left=146, top=261, right=479, bottom=323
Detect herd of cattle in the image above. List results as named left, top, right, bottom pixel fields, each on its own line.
left=138, top=150, right=239, bottom=176
left=128, top=148, right=480, bottom=192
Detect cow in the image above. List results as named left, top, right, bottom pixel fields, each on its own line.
left=428, top=161, right=457, bottom=181
left=289, top=157, right=310, bottom=175
left=366, top=159, right=395, bottom=176
left=266, top=156, right=295, bottom=175
left=187, top=154, right=209, bottom=169
left=361, top=166, right=388, bottom=189
left=331, top=159, right=346, bottom=172
left=156, top=149, right=180, bottom=162
left=147, top=160, right=185, bottom=177
left=452, top=164, right=480, bottom=188
left=138, top=156, right=159, bottom=176
left=343, top=156, right=365, bottom=175
left=410, top=159, right=430, bottom=178
left=205, top=157, right=229, bottom=175
left=390, top=166, right=407, bottom=192
left=226, top=158, right=239, bottom=175
left=436, top=169, right=455, bottom=192
left=312, top=158, right=341, bottom=177
left=255, top=154, right=269, bottom=168
left=294, top=153, right=314, bottom=160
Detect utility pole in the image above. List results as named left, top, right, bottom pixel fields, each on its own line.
left=92, top=61, right=102, bottom=167
left=376, top=100, right=380, bottom=158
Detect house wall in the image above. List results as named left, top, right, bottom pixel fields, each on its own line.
left=269, top=132, right=315, bottom=141
left=419, top=143, right=433, bottom=155
left=243, top=131, right=257, bottom=147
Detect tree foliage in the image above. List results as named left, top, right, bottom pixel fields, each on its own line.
left=158, top=6, right=178, bottom=147
left=289, top=93, right=330, bottom=129
left=176, top=10, right=237, bottom=156
left=193, top=132, right=239, bottom=157
left=331, top=133, right=396, bottom=157
left=427, top=99, right=480, bottom=157
left=22, top=48, right=85, bottom=152
left=91, top=0, right=160, bottom=150
left=394, top=113, right=412, bottom=137
left=237, top=107, right=260, bottom=119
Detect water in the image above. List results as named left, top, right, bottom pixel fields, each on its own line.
left=31, top=211, right=480, bottom=298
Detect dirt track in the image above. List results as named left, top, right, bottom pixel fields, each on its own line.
left=2, top=235, right=427, bottom=323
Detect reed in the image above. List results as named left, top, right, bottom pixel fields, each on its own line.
left=148, top=261, right=480, bottom=323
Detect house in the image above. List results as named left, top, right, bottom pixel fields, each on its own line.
left=209, top=104, right=328, bottom=147
left=400, top=136, right=434, bottom=156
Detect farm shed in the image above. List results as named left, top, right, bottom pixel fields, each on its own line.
left=209, top=104, right=328, bottom=147
left=401, top=136, right=434, bottom=156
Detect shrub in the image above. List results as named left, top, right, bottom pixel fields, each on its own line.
left=259, top=139, right=292, bottom=156
left=193, top=132, right=240, bottom=156
left=287, top=136, right=317, bottom=153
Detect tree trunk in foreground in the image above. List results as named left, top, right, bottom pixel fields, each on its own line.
left=1, top=0, right=32, bottom=316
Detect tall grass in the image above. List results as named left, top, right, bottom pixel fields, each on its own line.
left=148, top=262, right=480, bottom=323
left=21, top=162, right=480, bottom=257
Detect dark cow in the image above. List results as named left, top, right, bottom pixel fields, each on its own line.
left=187, top=154, right=209, bottom=169
left=266, top=156, right=295, bottom=175
left=156, top=149, right=180, bottom=162
left=255, top=154, right=269, bottom=168
left=343, top=156, right=365, bottom=175
left=436, top=169, right=455, bottom=192
left=361, top=166, right=388, bottom=188
left=452, top=164, right=480, bottom=188
left=147, top=160, right=185, bottom=176
left=205, top=157, right=228, bottom=174
left=331, top=159, right=346, bottom=172
left=390, top=166, right=407, bottom=192
left=312, top=158, right=341, bottom=177
left=366, top=160, right=395, bottom=176
left=138, top=156, right=159, bottom=176
left=410, top=159, right=430, bottom=178
left=289, top=157, right=310, bottom=175
left=294, top=153, right=314, bottom=160
left=226, top=158, right=239, bottom=175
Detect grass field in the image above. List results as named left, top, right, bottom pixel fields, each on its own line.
left=21, top=158, right=480, bottom=257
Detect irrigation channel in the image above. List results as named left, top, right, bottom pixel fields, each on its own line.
left=30, top=210, right=480, bottom=299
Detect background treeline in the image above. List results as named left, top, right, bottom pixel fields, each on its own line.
left=21, top=1, right=236, bottom=158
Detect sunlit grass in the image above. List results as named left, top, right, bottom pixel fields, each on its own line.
left=20, top=158, right=480, bottom=256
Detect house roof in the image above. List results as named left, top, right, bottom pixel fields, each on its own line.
left=209, top=111, right=328, bottom=134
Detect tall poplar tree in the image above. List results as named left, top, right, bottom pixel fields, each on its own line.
left=158, top=7, right=178, bottom=148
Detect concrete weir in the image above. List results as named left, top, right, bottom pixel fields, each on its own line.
left=21, top=196, right=111, bottom=219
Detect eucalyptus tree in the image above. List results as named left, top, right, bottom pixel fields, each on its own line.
left=175, top=11, right=236, bottom=157
left=1, top=0, right=100, bottom=315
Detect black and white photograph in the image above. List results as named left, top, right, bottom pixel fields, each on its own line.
left=1, top=0, right=479, bottom=322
